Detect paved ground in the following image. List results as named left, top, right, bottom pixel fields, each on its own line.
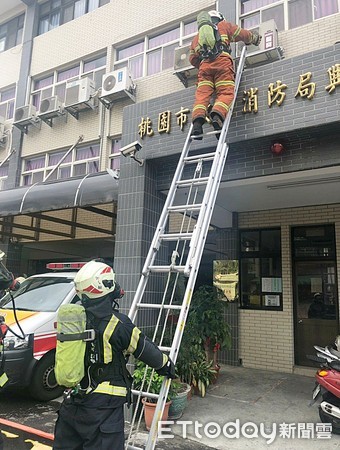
left=167, top=364, right=340, bottom=449
left=2, top=364, right=340, bottom=449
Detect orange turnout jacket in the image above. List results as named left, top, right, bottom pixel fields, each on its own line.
left=190, top=21, right=254, bottom=122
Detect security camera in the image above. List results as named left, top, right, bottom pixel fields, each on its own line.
left=120, top=141, right=144, bottom=166
left=120, top=141, right=142, bottom=157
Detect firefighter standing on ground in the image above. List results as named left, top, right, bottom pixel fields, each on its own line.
left=53, top=260, right=175, bottom=450
left=189, top=10, right=262, bottom=139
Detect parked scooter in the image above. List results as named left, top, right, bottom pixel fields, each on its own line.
left=308, top=336, right=340, bottom=434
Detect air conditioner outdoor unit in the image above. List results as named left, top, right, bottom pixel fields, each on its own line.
left=13, top=104, right=37, bottom=126
left=38, top=96, right=64, bottom=120
left=173, top=45, right=198, bottom=87
left=100, top=68, right=135, bottom=102
left=65, top=77, right=95, bottom=111
left=237, top=20, right=283, bottom=66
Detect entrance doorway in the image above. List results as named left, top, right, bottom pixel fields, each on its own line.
left=292, top=225, right=339, bottom=366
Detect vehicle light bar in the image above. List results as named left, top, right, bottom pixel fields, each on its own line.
left=46, top=262, right=87, bottom=270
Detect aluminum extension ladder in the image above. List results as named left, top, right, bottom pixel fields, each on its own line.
left=126, top=46, right=247, bottom=450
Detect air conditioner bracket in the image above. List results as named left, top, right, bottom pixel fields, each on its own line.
left=40, top=110, right=68, bottom=127
left=14, top=118, right=41, bottom=134
left=99, top=88, right=136, bottom=110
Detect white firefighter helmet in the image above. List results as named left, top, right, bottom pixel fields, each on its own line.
left=208, top=10, right=224, bottom=23
left=74, top=260, right=116, bottom=300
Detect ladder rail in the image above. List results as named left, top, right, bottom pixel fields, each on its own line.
left=143, top=46, right=248, bottom=450
left=125, top=46, right=247, bottom=450
left=183, top=46, right=247, bottom=274
left=128, top=126, right=193, bottom=322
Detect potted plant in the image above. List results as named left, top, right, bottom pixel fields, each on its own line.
left=132, top=361, right=180, bottom=430
left=189, top=284, right=231, bottom=369
left=168, top=381, right=191, bottom=420
left=175, top=285, right=231, bottom=393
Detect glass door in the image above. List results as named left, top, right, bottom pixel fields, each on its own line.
left=293, top=225, right=338, bottom=366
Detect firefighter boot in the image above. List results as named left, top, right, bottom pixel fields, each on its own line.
left=211, top=112, right=224, bottom=140
left=191, top=118, right=205, bottom=140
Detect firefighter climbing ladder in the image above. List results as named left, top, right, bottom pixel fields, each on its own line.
left=126, top=46, right=247, bottom=450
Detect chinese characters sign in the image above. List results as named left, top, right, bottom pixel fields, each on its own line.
left=243, top=64, right=339, bottom=113
left=137, top=64, right=339, bottom=136
left=138, top=107, right=190, bottom=139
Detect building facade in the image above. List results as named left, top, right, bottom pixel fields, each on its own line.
left=0, top=0, right=339, bottom=373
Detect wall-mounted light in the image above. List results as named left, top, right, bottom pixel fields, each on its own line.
left=271, top=142, right=285, bottom=156
left=120, top=140, right=144, bottom=167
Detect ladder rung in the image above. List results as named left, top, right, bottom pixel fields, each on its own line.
left=176, top=176, right=209, bottom=187
left=131, top=389, right=159, bottom=400
left=158, top=346, right=171, bottom=352
left=159, top=232, right=192, bottom=241
left=137, top=303, right=182, bottom=310
left=167, top=204, right=201, bottom=213
left=184, top=152, right=216, bottom=163
left=190, top=129, right=221, bottom=139
left=147, top=265, right=185, bottom=273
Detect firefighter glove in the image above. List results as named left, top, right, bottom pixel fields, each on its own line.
left=250, top=31, right=261, bottom=46
left=156, top=357, right=176, bottom=379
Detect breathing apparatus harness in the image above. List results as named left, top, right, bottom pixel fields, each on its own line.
left=60, top=285, right=133, bottom=404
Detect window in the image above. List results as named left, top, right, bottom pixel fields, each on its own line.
left=0, top=86, right=16, bottom=120
left=239, top=0, right=339, bottom=31
left=109, top=138, right=121, bottom=170
left=38, top=0, right=110, bottom=35
left=292, top=225, right=336, bottom=259
left=0, top=164, right=9, bottom=191
left=114, top=19, right=197, bottom=79
left=0, top=14, right=24, bottom=53
left=21, top=143, right=100, bottom=186
left=31, top=54, right=106, bottom=110
left=240, top=228, right=282, bottom=310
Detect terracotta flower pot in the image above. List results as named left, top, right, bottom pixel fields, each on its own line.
left=142, top=398, right=171, bottom=431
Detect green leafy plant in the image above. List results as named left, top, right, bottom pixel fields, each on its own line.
left=174, top=285, right=231, bottom=396
left=189, top=284, right=231, bottom=365
left=132, top=360, right=180, bottom=403
left=191, top=358, right=217, bottom=398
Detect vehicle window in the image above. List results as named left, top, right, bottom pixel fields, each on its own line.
left=0, top=277, right=74, bottom=312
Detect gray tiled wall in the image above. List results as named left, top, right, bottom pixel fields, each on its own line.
left=115, top=43, right=340, bottom=334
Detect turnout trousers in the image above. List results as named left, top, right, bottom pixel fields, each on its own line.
left=192, top=54, right=235, bottom=123
left=53, top=394, right=125, bottom=450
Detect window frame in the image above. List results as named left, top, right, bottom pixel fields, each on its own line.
left=239, top=0, right=340, bottom=31
left=31, top=54, right=106, bottom=111
left=239, top=227, right=283, bottom=311
left=113, top=19, right=197, bottom=79
left=21, top=142, right=100, bottom=186
left=109, top=137, right=122, bottom=171
left=0, top=85, right=16, bottom=120
left=38, top=0, right=110, bottom=35
left=0, top=14, right=24, bottom=53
